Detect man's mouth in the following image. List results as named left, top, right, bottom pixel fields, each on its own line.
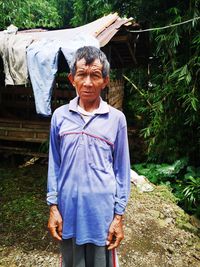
left=83, top=91, right=93, bottom=94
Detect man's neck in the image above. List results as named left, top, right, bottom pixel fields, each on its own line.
left=79, top=97, right=100, bottom=112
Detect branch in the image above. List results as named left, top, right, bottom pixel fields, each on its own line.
left=123, top=75, right=152, bottom=108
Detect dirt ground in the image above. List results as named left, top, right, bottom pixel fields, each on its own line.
left=0, top=160, right=200, bottom=267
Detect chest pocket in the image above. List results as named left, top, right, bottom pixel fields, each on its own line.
left=88, top=137, right=113, bottom=173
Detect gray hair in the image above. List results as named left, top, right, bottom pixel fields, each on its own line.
left=70, top=46, right=110, bottom=78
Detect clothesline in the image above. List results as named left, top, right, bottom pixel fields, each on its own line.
left=129, top=16, right=200, bottom=33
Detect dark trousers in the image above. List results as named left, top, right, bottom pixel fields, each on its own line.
left=60, top=238, right=117, bottom=267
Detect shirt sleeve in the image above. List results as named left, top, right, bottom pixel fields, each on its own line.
left=47, top=113, right=61, bottom=205
left=113, top=116, right=131, bottom=215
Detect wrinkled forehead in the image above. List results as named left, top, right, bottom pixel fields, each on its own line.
left=76, top=58, right=103, bottom=71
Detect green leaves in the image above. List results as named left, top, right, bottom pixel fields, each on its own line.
left=124, top=1, right=200, bottom=163
left=181, top=91, right=198, bottom=113
left=133, top=160, right=200, bottom=216
left=178, top=65, right=191, bottom=84
left=183, top=175, right=200, bottom=210
left=133, top=158, right=188, bottom=185
left=70, top=0, right=112, bottom=26
left=0, top=0, right=61, bottom=29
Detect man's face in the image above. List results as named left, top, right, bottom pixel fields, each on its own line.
left=68, top=58, right=109, bottom=103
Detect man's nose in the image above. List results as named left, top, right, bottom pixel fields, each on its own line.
left=83, top=75, right=92, bottom=86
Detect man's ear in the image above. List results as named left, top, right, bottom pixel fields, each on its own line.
left=102, top=76, right=109, bottom=90
left=68, top=73, right=75, bottom=87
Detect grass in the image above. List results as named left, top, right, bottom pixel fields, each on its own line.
left=0, top=157, right=58, bottom=252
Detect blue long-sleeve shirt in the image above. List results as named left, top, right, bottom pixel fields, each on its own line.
left=47, top=96, right=130, bottom=246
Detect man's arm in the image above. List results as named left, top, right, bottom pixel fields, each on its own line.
left=47, top=113, right=62, bottom=240
left=113, top=122, right=130, bottom=215
left=47, top=114, right=61, bottom=206
left=107, top=115, right=130, bottom=249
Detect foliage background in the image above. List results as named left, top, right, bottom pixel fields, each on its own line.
left=0, top=0, right=199, bottom=215
left=121, top=0, right=200, bottom=165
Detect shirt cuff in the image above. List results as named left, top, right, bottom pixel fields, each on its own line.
left=47, top=192, right=58, bottom=205
left=114, top=197, right=126, bottom=215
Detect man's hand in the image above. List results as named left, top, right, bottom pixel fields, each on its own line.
left=48, top=205, right=63, bottom=241
left=106, top=214, right=124, bottom=250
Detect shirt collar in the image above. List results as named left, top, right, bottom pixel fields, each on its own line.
left=69, top=96, right=109, bottom=114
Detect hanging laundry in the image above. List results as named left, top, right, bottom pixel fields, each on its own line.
left=26, top=34, right=99, bottom=116
left=26, top=39, right=61, bottom=116
left=0, top=25, right=34, bottom=85
left=61, top=33, right=99, bottom=68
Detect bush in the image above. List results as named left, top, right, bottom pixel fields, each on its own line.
left=133, top=159, right=200, bottom=217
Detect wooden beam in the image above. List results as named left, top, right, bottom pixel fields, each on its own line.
left=110, top=35, right=128, bottom=42
left=127, top=41, right=137, bottom=65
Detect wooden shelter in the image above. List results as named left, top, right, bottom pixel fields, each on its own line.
left=0, top=13, right=149, bottom=157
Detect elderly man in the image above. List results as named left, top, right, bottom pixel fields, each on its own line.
left=47, top=46, right=130, bottom=267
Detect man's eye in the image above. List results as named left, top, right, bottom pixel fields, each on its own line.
left=91, top=73, right=102, bottom=79
left=77, top=73, right=85, bottom=77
